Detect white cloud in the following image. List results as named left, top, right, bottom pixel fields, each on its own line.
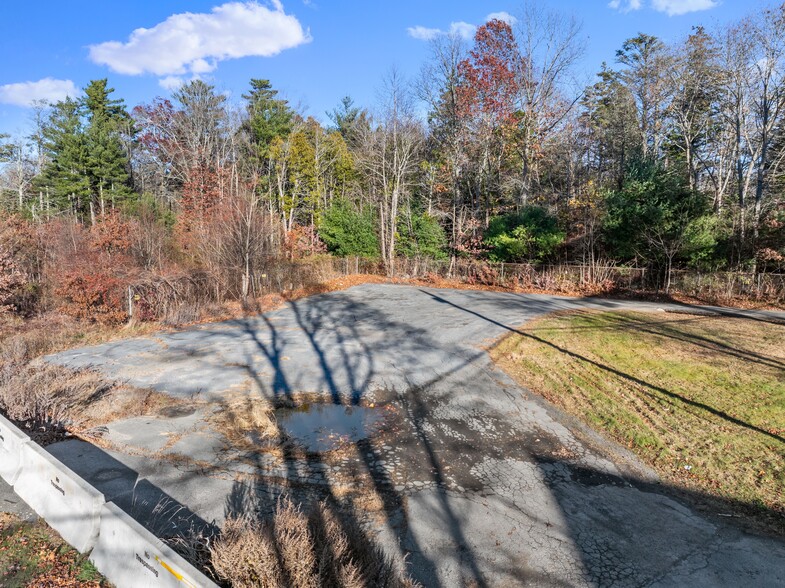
left=0, top=78, right=78, bottom=107
left=608, top=0, right=643, bottom=12
left=651, top=0, right=718, bottom=16
left=408, top=12, right=518, bottom=42
left=609, top=0, right=717, bottom=15
left=486, top=11, right=518, bottom=26
left=449, top=21, right=477, bottom=41
left=407, top=26, right=441, bottom=41
left=89, top=1, right=310, bottom=79
left=158, top=76, right=185, bottom=91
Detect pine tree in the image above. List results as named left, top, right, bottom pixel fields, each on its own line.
left=243, top=79, right=294, bottom=161
left=38, top=80, right=134, bottom=222
left=38, top=97, right=90, bottom=216
left=82, top=79, right=134, bottom=220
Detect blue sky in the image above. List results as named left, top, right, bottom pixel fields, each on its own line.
left=0, top=0, right=760, bottom=135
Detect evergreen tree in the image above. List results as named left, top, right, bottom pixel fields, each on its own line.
left=38, top=80, right=134, bottom=221
left=327, top=96, right=367, bottom=143
left=83, top=79, right=134, bottom=216
left=38, top=97, right=90, bottom=216
left=243, top=79, right=294, bottom=161
left=580, top=64, right=641, bottom=189
left=603, top=157, right=714, bottom=289
left=319, top=198, right=379, bottom=257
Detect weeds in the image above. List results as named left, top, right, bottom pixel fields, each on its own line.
left=212, top=393, right=280, bottom=448
left=210, top=498, right=418, bottom=588
left=0, top=314, right=183, bottom=445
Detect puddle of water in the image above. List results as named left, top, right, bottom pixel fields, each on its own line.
left=276, top=403, right=385, bottom=452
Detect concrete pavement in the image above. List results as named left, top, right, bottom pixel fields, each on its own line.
left=46, top=284, right=785, bottom=587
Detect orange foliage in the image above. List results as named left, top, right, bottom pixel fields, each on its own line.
left=55, top=271, right=128, bottom=325
left=284, top=224, right=327, bottom=260
left=0, top=247, right=26, bottom=314
left=89, top=212, right=134, bottom=256
left=176, top=163, right=230, bottom=251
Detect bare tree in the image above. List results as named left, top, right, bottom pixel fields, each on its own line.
left=358, top=69, right=423, bottom=274
left=713, top=7, right=785, bottom=262
left=417, top=32, right=469, bottom=265
left=0, top=137, right=35, bottom=212
left=197, top=189, right=277, bottom=302
left=513, top=2, right=586, bottom=203
left=666, top=27, right=720, bottom=191
left=746, top=6, right=785, bottom=243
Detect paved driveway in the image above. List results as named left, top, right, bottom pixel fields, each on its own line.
left=47, top=284, right=785, bottom=587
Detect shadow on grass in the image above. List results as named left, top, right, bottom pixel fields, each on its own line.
left=39, top=285, right=785, bottom=586
left=420, top=289, right=785, bottom=447
left=524, top=310, right=785, bottom=372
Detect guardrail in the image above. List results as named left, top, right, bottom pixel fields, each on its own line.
left=0, top=414, right=217, bottom=588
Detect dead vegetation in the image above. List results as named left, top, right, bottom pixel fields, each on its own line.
left=210, top=498, right=418, bottom=588
left=212, top=392, right=280, bottom=448
left=0, top=314, right=183, bottom=444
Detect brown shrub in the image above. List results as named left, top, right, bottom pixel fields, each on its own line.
left=55, top=270, right=129, bottom=325
left=89, top=212, right=134, bottom=257
left=284, top=224, right=327, bottom=260
left=0, top=216, right=41, bottom=316
left=211, top=499, right=419, bottom=588
left=0, top=247, right=27, bottom=315
left=0, top=363, right=110, bottom=444
left=211, top=510, right=287, bottom=587
left=307, top=501, right=415, bottom=588
left=465, top=260, right=499, bottom=286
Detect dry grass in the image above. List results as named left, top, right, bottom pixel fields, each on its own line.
left=0, top=313, right=183, bottom=444
left=492, top=310, right=785, bottom=533
left=210, top=498, right=418, bottom=588
left=0, top=361, right=183, bottom=445
left=211, top=392, right=279, bottom=449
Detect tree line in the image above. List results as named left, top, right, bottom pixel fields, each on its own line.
left=1, top=2, right=784, bottom=316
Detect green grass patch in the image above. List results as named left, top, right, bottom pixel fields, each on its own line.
left=491, top=310, right=785, bottom=533
left=0, top=513, right=108, bottom=587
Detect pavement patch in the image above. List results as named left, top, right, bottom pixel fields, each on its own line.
left=42, top=284, right=785, bottom=586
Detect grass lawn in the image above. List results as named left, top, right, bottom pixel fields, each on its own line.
left=0, top=513, right=108, bottom=587
left=491, top=310, right=785, bottom=533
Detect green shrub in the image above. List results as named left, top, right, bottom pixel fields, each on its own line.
left=319, top=198, right=379, bottom=258
left=484, top=207, right=564, bottom=263
left=398, top=211, right=447, bottom=259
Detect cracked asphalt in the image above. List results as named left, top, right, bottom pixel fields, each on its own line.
left=46, top=284, right=785, bottom=587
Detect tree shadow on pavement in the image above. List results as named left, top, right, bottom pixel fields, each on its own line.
left=43, top=285, right=785, bottom=586
left=219, top=290, right=493, bottom=587
left=420, top=289, right=785, bottom=446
